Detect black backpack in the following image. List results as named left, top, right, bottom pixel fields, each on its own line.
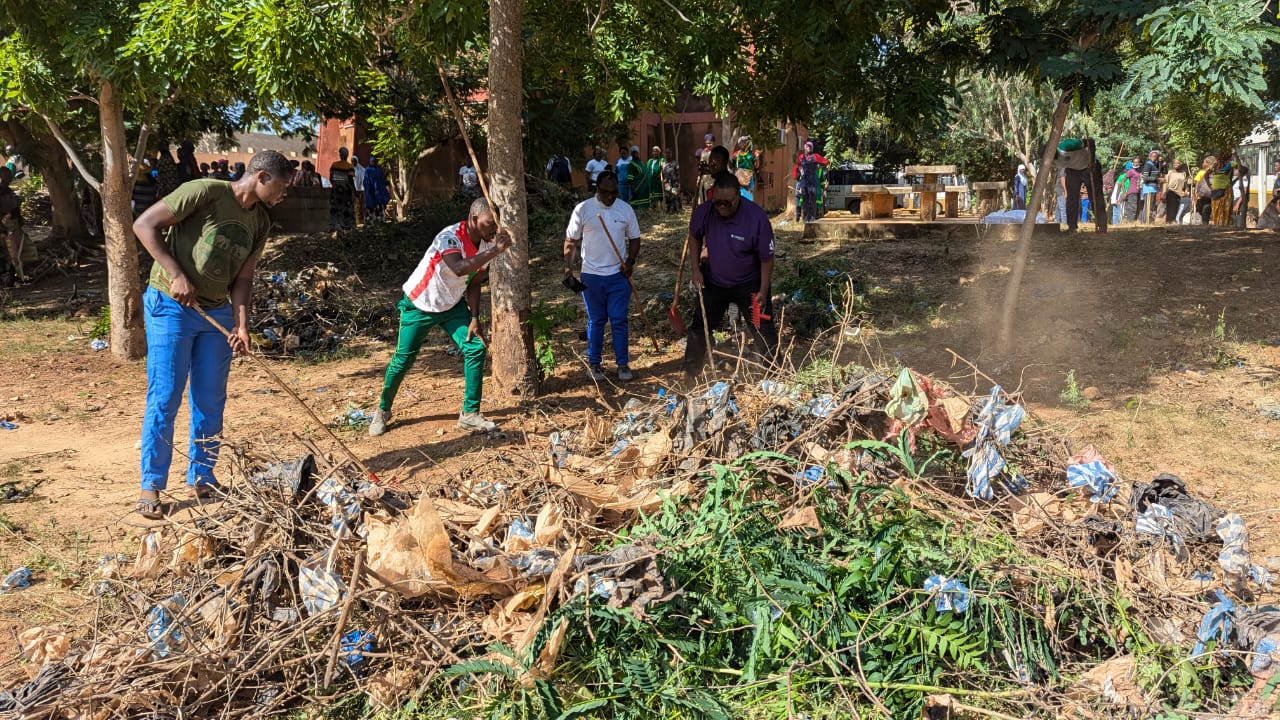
left=550, top=156, right=571, bottom=183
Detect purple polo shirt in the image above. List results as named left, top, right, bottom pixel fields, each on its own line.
left=690, top=199, right=774, bottom=288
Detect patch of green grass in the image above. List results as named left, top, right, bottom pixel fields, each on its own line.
left=1059, top=369, right=1091, bottom=410
left=0, top=317, right=78, bottom=357
left=88, top=305, right=110, bottom=340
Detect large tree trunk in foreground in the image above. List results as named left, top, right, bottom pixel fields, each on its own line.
left=998, top=91, right=1071, bottom=352
left=99, top=80, right=146, bottom=360
left=487, top=0, right=538, bottom=398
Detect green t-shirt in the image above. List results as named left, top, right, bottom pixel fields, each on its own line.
left=148, top=179, right=271, bottom=307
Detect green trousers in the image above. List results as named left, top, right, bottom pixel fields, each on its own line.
left=379, top=295, right=485, bottom=414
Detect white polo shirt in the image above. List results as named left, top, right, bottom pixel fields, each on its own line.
left=402, top=221, right=493, bottom=313
left=566, top=197, right=640, bottom=276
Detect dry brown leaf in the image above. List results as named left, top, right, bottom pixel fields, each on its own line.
left=367, top=496, right=509, bottom=598
left=601, top=481, right=691, bottom=513
left=779, top=507, right=821, bottom=533
left=543, top=464, right=622, bottom=504
left=366, top=666, right=421, bottom=711
left=132, top=532, right=164, bottom=579
left=1011, top=492, right=1060, bottom=536
left=19, top=627, right=69, bottom=665
left=170, top=531, right=216, bottom=574
left=474, top=506, right=502, bottom=537
left=534, top=503, right=564, bottom=546
left=938, top=397, right=970, bottom=433
left=434, top=498, right=487, bottom=525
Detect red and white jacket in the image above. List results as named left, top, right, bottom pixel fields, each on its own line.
left=402, top=221, right=493, bottom=313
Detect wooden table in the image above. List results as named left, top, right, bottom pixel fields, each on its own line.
left=904, top=165, right=958, bottom=221
left=849, top=185, right=894, bottom=219
left=972, top=181, right=1008, bottom=218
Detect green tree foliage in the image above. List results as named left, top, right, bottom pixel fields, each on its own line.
left=1123, top=0, right=1280, bottom=158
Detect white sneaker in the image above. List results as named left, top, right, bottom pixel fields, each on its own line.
left=368, top=409, right=390, bottom=436
left=458, top=412, right=497, bottom=432
left=617, top=365, right=634, bottom=381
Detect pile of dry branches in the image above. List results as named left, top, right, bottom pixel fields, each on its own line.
left=2, top=356, right=1269, bottom=718
left=248, top=264, right=391, bottom=355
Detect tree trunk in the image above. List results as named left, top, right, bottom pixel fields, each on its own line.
left=998, top=91, right=1071, bottom=352
left=3, top=118, right=88, bottom=244
left=99, top=80, right=146, bottom=360
left=487, top=0, right=538, bottom=398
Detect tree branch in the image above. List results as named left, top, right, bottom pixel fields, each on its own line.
left=39, top=112, right=100, bottom=193
left=130, top=89, right=180, bottom=178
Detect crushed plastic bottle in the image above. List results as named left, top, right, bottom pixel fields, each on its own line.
left=89, top=339, right=108, bottom=351
left=0, top=567, right=31, bottom=592
left=146, top=594, right=189, bottom=657
left=548, top=432, right=570, bottom=467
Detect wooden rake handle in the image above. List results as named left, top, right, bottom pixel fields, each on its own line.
left=190, top=305, right=382, bottom=485
left=596, top=214, right=661, bottom=354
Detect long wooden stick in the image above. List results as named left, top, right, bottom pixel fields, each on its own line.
left=322, top=549, right=364, bottom=687
left=595, top=214, right=661, bottom=353
left=436, top=57, right=495, bottom=215
left=190, top=305, right=382, bottom=485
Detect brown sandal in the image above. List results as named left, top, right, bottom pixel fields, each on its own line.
left=135, top=497, right=165, bottom=520
left=186, top=483, right=222, bottom=500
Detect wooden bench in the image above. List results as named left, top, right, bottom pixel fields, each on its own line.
left=905, top=165, right=958, bottom=220
left=972, top=181, right=1008, bottom=218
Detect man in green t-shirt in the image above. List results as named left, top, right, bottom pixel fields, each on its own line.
left=131, top=149, right=292, bottom=519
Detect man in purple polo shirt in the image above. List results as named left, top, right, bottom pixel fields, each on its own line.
left=683, top=171, right=777, bottom=377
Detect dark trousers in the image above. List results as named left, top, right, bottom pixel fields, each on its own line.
left=1124, top=194, right=1140, bottom=222
left=684, top=279, right=778, bottom=372
left=1196, top=197, right=1212, bottom=224
left=1165, top=191, right=1181, bottom=223
left=1064, top=165, right=1106, bottom=233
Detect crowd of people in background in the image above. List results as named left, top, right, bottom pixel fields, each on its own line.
left=521, top=134, right=828, bottom=222
left=1029, top=141, right=1266, bottom=232
left=129, top=141, right=394, bottom=230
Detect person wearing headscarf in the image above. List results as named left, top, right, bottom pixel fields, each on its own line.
left=792, top=141, right=829, bottom=223
left=1012, top=164, right=1029, bottom=210
left=328, top=147, right=356, bottom=229
left=625, top=146, right=649, bottom=209
left=732, top=135, right=761, bottom=201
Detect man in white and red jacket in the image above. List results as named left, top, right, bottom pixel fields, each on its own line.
left=369, top=197, right=513, bottom=436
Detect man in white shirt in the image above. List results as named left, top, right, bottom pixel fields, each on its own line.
left=369, top=197, right=513, bottom=436
left=563, top=171, right=641, bottom=381
left=584, top=148, right=609, bottom=193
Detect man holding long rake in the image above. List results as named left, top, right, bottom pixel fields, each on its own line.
left=562, top=171, right=642, bottom=382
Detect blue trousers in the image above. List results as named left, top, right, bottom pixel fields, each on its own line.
left=140, top=287, right=233, bottom=491
left=581, top=272, right=630, bottom=366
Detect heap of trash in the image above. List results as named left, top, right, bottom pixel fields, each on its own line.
left=4, top=364, right=1277, bottom=718
left=248, top=264, right=393, bottom=355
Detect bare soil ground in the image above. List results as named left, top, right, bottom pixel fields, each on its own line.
left=1, top=210, right=1279, bottom=649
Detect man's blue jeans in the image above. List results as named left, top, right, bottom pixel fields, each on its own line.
left=140, top=287, right=233, bottom=491
left=581, top=271, right=631, bottom=367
